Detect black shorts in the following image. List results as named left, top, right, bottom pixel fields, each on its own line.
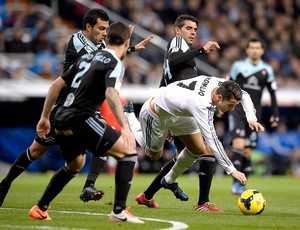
left=55, top=116, right=120, bottom=162
left=34, top=130, right=58, bottom=146
left=228, top=110, right=258, bottom=148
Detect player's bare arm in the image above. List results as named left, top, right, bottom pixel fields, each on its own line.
left=105, top=87, right=136, bottom=151
left=37, top=77, right=67, bottom=139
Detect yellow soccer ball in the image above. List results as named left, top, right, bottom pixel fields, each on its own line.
left=238, top=189, right=266, bottom=215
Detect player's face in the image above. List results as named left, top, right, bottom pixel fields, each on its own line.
left=87, top=19, right=109, bottom=45
left=246, top=42, right=264, bottom=63
left=176, top=20, right=197, bottom=46
left=217, top=98, right=240, bottom=113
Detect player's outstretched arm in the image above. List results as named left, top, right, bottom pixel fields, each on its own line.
left=133, top=35, right=154, bottom=52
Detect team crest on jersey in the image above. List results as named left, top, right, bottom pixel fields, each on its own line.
left=208, top=118, right=214, bottom=127
left=64, top=93, right=75, bottom=107
left=84, top=45, right=94, bottom=53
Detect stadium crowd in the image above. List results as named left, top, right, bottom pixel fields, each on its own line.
left=0, top=0, right=300, bottom=176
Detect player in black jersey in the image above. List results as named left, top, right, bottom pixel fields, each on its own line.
left=0, top=8, right=152, bottom=207
left=228, top=38, right=279, bottom=195
left=28, top=22, right=144, bottom=224
left=131, top=14, right=223, bottom=212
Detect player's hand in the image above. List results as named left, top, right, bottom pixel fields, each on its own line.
left=36, top=117, right=50, bottom=140
left=248, top=120, right=265, bottom=132
left=134, top=35, right=154, bottom=51
left=203, top=41, right=220, bottom=53
left=231, top=170, right=247, bottom=186
left=121, top=126, right=136, bottom=151
left=270, top=116, right=279, bottom=128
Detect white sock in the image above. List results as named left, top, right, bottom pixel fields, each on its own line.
left=164, top=148, right=199, bottom=183
left=125, top=112, right=145, bottom=147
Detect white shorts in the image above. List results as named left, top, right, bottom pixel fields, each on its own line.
left=139, top=98, right=200, bottom=152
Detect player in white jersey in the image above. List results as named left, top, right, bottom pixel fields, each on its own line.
left=126, top=76, right=265, bottom=207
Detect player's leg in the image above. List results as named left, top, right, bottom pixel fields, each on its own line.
left=130, top=99, right=169, bottom=207
left=29, top=153, right=85, bottom=220
left=124, top=102, right=145, bottom=147
left=80, top=114, right=107, bottom=202
left=161, top=132, right=207, bottom=201
left=195, top=155, right=223, bottom=212
left=0, top=139, right=50, bottom=207
left=99, top=124, right=143, bottom=223
left=228, top=112, right=247, bottom=194
left=79, top=155, right=105, bottom=202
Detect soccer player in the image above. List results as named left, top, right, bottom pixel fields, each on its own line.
left=0, top=8, right=152, bottom=207
left=228, top=38, right=279, bottom=194
left=132, top=14, right=222, bottom=211
left=28, top=21, right=143, bottom=224
left=125, top=76, right=265, bottom=210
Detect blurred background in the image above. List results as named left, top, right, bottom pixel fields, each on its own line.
left=0, top=0, right=299, bottom=177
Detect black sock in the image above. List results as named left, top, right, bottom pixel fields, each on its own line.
left=231, top=148, right=243, bottom=183
left=37, top=166, right=77, bottom=211
left=2, top=149, right=34, bottom=185
left=242, top=156, right=252, bottom=178
left=83, top=155, right=107, bottom=188
left=198, top=156, right=215, bottom=205
left=144, top=158, right=176, bottom=200
left=113, top=155, right=136, bottom=214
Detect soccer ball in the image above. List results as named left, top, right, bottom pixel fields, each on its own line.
left=238, top=189, right=266, bottom=215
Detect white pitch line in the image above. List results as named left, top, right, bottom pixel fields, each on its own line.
left=1, top=208, right=188, bottom=230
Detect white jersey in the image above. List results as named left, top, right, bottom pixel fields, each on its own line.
left=153, top=75, right=257, bottom=174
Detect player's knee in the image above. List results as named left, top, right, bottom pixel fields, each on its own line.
left=146, top=149, right=163, bottom=161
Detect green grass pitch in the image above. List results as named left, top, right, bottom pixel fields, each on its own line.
left=0, top=173, right=299, bottom=230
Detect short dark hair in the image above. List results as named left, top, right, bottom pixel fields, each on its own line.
left=216, top=80, right=242, bottom=101
left=106, top=22, right=130, bottom=46
left=174, top=14, right=199, bottom=28
left=82, top=8, right=109, bottom=30
left=246, top=38, right=265, bottom=49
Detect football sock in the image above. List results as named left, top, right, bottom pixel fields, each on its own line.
left=231, top=148, right=243, bottom=183
left=125, top=112, right=145, bottom=147
left=83, top=155, right=107, bottom=188
left=197, top=156, right=215, bottom=205
left=164, top=148, right=198, bottom=184
left=37, top=166, right=78, bottom=211
left=2, top=149, right=35, bottom=185
left=144, top=157, right=176, bottom=200
left=113, top=154, right=137, bottom=214
left=242, top=155, right=252, bottom=178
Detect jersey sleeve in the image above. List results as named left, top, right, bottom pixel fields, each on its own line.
left=193, top=105, right=236, bottom=174
left=61, top=62, right=77, bottom=87
left=229, top=62, right=239, bottom=80
left=240, top=90, right=258, bottom=122
left=105, top=59, right=125, bottom=94
left=168, top=37, right=204, bottom=66
left=265, top=64, right=276, bottom=83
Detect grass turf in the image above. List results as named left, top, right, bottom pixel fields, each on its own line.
left=0, top=173, right=299, bottom=230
